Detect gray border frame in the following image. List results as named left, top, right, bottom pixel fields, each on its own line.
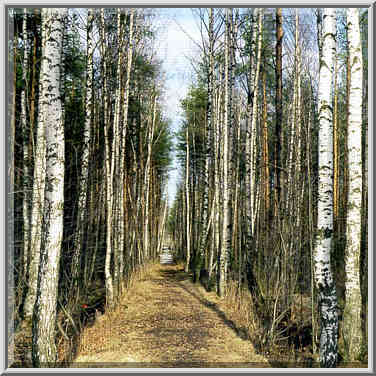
left=2, top=1, right=374, bottom=374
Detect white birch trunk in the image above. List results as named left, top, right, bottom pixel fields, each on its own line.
left=250, top=9, right=263, bottom=233
left=119, top=9, right=135, bottom=279
left=219, top=8, right=233, bottom=297
left=157, top=198, right=168, bottom=256
left=21, top=9, right=31, bottom=280
left=213, top=86, right=222, bottom=285
left=144, top=94, right=157, bottom=259
left=32, top=8, right=67, bottom=366
left=70, top=8, right=94, bottom=288
left=100, top=8, right=114, bottom=308
left=314, top=8, right=338, bottom=368
left=196, top=8, right=214, bottom=275
left=24, top=12, right=48, bottom=320
left=245, top=8, right=259, bottom=265
left=185, top=127, right=191, bottom=273
left=343, top=7, right=363, bottom=361
left=112, top=8, right=123, bottom=299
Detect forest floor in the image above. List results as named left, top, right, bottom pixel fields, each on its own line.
left=70, top=263, right=271, bottom=368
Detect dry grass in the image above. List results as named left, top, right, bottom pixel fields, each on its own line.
left=77, top=262, right=161, bottom=357
left=72, top=262, right=270, bottom=367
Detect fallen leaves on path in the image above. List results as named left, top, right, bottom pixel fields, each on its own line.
left=72, top=263, right=270, bottom=368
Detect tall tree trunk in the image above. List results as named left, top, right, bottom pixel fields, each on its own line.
left=274, top=7, right=283, bottom=211
left=360, top=8, right=368, bottom=355
left=219, top=8, right=233, bottom=297
left=119, top=9, right=135, bottom=281
left=100, top=8, right=114, bottom=308
left=262, top=62, right=269, bottom=226
left=28, top=9, right=39, bottom=158
left=244, top=8, right=258, bottom=296
left=32, top=8, right=67, bottom=366
left=250, top=9, right=263, bottom=234
left=24, top=12, right=48, bottom=320
left=21, top=9, right=31, bottom=281
left=112, top=8, right=124, bottom=300
left=212, top=86, right=221, bottom=285
left=185, top=127, right=191, bottom=273
left=196, top=7, right=214, bottom=279
left=70, top=8, right=94, bottom=291
left=9, top=15, right=18, bottom=356
left=144, top=94, right=157, bottom=260
left=245, top=7, right=263, bottom=301
left=343, top=7, right=363, bottom=361
left=333, top=56, right=339, bottom=230
left=314, top=8, right=338, bottom=368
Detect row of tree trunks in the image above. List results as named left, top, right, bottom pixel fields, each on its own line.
left=12, top=7, right=171, bottom=367
left=172, top=7, right=367, bottom=367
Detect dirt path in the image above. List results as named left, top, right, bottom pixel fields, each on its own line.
left=72, top=264, right=269, bottom=368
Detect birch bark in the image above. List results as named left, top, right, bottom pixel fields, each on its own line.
left=70, top=8, right=94, bottom=289
left=314, top=8, right=338, bottom=368
left=24, top=12, right=47, bottom=319
left=100, top=8, right=114, bottom=308
left=21, top=9, right=31, bottom=280
left=219, top=8, right=233, bottom=297
left=144, top=94, right=157, bottom=259
left=245, top=8, right=259, bottom=246
left=343, top=7, right=363, bottom=361
left=32, top=8, right=67, bottom=366
left=274, top=8, right=283, bottom=210
left=185, top=126, right=191, bottom=273
left=119, top=9, right=135, bottom=279
left=196, top=7, right=214, bottom=278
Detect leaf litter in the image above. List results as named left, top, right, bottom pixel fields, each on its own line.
left=72, top=263, right=270, bottom=368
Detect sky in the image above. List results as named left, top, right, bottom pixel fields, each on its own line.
left=70, top=8, right=201, bottom=206
left=155, top=8, right=202, bottom=206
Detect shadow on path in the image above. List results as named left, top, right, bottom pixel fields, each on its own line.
left=159, top=268, right=251, bottom=342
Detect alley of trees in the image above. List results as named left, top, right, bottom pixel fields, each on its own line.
left=8, top=7, right=368, bottom=368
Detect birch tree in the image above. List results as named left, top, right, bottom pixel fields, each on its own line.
left=219, top=8, right=233, bottom=297
left=314, top=8, right=338, bottom=368
left=185, top=126, right=191, bottom=273
left=143, top=93, right=157, bottom=259
left=24, top=11, right=48, bottom=320
left=343, top=7, right=363, bottom=361
left=244, top=8, right=259, bottom=250
left=100, top=8, right=114, bottom=308
left=195, top=8, right=214, bottom=280
left=32, top=7, right=67, bottom=366
left=274, top=8, right=283, bottom=210
left=112, top=8, right=124, bottom=300
left=21, top=9, right=31, bottom=280
left=244, top=7, right=263, bottom=300
left=70, top=8, right=94, bottom=290
left=118, top=9, right=135, bottom=281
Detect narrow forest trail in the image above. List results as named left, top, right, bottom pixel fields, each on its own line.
left=71, top=263, right=270, bottom=368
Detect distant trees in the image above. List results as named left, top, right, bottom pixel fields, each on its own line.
left=170, top=6, right=368, bottom=367
left=10, top=7, right=172, bottom=366
left=8, top=6, right=368, bottom=368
